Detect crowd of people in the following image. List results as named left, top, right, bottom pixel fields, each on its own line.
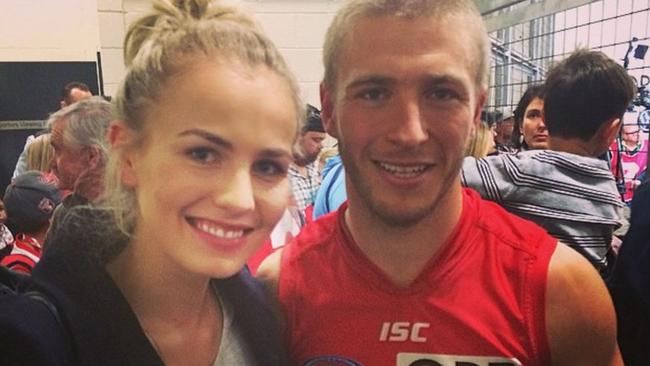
left=0, top=0, right=648, bottom=365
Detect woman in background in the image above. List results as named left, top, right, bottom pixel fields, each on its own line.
left=25, top=133, right=55, bottom=173
left=0, top=0, right=300, bottom=364
left=465, top=122, right=496, bottom=158
left=511, top=84, right=548, bottom=151
left=25, top=133, right=64, bottom=193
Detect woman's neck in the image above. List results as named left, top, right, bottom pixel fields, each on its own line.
left=106, top=240, right=222, bottom=365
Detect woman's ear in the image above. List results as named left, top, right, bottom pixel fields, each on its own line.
left=108, top=121, right=138, bottom=187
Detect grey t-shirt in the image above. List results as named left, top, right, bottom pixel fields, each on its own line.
left=213, top=285, right=256, bottom=366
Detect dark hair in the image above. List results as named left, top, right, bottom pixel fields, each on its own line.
left=511, top=84, right=545, bottom=149
left=544, top=49, right=636, bottom=140
left=60, top=81, right=91, bottom=105
left=303, top=104, right=325, bottom=133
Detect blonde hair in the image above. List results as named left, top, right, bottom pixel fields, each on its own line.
left=322, top=0, right=490, bottom=94
left=26, top=134, right=55, bottom=172
left=105, top=0, right=302, bottom=236
left=465, top=123, right=495, bottom=158
left=318, top=145, right=339, bottom=169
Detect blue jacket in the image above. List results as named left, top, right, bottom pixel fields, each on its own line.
left=312, top=155, right=347, bottom=220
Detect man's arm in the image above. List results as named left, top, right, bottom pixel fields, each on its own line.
left=546, top=242, right=623, bottom=366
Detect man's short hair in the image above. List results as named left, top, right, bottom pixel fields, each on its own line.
left=60, top=81, right=91, bottom=106
left=47, top=96, right=113, bottom=156
left=322, top=0, right=490, bottom=93
left=302, top=104, right=325, bottom=134
left=544, top=49, right=636, bottom=141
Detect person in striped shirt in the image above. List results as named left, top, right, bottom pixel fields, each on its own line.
left=462, top=49, right=635, bottom=276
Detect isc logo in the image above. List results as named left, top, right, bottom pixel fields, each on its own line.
left=379, top=322, right=430, bottom=343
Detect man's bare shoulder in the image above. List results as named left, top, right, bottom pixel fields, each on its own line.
left=256, top=248, right=284, bottom=292
left=546, top=242, right=623, bottom=366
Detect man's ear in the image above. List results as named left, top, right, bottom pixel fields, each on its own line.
left=320, top=82, right=339, bottom=139
left=601, top=116, right=622, bottom=147
left=108, top=121, right=138, bottom=187
left=86, top=146, right=103, bottom=169
left=473, top=88, right=488, bottom=130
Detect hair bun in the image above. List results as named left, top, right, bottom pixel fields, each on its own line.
left=170, top=0, right=209, bottom=19
left=124, top=0, right=255, bottom=67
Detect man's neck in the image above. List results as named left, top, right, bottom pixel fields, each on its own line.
left=291, top=161, right=316, bottom=179
left=548, top=136, right=600, bottom=157
left=344, top=185, right=464, bottom=288
left=293, top=155, right=315, bottom=168
left=623, top=140, right=640, bottom=152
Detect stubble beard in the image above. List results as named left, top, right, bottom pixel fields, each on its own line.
left=339, top=142, right=463, bottom=228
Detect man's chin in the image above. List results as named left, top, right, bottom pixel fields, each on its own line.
left=368, top=200, right=435, bottom=228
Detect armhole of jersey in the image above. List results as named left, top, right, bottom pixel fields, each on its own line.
left=524, top=235, right=556, bottom=366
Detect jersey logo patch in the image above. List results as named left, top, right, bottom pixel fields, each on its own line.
left=379, top=322, right=430, bottom=343
left=397, top=353, right=522, bottom=366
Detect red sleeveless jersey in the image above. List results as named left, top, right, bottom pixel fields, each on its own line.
left=279, top=188, right=557, bottom=366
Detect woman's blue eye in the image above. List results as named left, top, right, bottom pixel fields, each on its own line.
left=254, top=160, right=287, bottom=177
left=187, top=147, right=219, bottom=164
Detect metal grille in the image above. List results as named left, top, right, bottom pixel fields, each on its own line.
left=486, top=0, right=650, bottom=115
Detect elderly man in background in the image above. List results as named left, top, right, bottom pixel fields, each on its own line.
left=47, top=97, right=113, bottom=236
left=12, top=81, right=93, bottom=180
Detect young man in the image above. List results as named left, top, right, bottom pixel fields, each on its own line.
left=1, top=171, right=61, bottom=274
left=288, top=104, right=327, bottom=217
left=259, top=1, right=622, bottom=365
left=462, top=50, right=635, bottom=275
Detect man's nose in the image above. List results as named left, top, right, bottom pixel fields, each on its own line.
left=388, top=101, right=428, bottom=146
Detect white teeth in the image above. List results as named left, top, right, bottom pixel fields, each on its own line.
left=378, top=162, right=427, bottom=176
left=196, top=221, right=244, bottom=239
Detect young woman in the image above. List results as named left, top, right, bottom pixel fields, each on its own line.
left=511, top=85, right=548, bottom=151
left=465, top=122, right=496, bottom=158
left=0, top=0, right=301, bottom=365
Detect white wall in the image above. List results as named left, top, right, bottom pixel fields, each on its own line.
left=1, top=0, right=340, bottom=105
left=0, top=0, right=101, bottom=62
left=244, top=1, right=342, bottom=106
left=96, top=0, right=340, bottom=105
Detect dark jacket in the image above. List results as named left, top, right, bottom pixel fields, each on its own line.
left=608, top=181, right=650, bottom=366
left=0, top=207, right=287, bottom=365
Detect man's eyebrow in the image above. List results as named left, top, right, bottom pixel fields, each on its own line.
left=421, top=74, right=466, bottom=86
left=258, top=148, right=293, bottom=160
left=346, top=74, right=466, bottom=89
left=345, top=75, right=396, bottom=90
left=178, top=129, right=233, bottom=150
